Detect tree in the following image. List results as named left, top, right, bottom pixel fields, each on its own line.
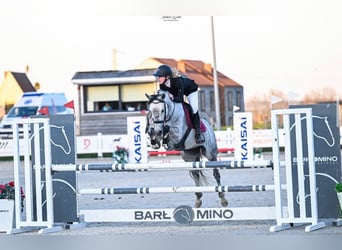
left=302, top=87, right=337, bottom=104
left=246, top=89, right=287, bottom=129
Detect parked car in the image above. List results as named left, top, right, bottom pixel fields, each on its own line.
left=0, top=92, right=72, bottom=138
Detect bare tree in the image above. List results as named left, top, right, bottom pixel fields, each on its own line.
left=302, top=87, right=338, bottom=104
left=246, top=89, right=287, bottom=128
left=246, top=87, right=341, bottom=129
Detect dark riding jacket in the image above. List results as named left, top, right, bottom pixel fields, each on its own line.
left=159, top=77, right=198, bottom=103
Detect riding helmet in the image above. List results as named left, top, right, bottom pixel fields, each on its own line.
left=153, top=65, right=172, bottom=77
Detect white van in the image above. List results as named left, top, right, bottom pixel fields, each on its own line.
left=0, top=92, right=72, bottom=137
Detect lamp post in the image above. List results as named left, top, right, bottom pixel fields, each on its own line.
left=211, top=16, right=221, bottom=130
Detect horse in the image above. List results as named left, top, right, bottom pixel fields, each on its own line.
left=145, top=89, right=228, bottom=208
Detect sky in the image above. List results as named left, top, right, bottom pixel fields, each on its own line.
left=1, top=0, right=342, bottom=101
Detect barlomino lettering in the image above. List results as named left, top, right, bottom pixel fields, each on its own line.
left=134, top=210, right=171, bottom=220
left=196, top=209, right=233, bottom=219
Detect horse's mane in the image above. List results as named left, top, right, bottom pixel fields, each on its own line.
left=146, top=91, right=167, bottom=104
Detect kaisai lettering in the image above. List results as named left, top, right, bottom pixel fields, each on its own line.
left=134, top=121, right=142, bottom=163
left=240, top=117, right=248, bottom=160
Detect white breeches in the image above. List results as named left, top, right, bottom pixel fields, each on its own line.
left=187, top=92, right=199, bottom=114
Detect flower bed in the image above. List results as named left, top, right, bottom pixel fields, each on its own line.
left=113, top=146, right=129, bottom=163
left=0, top=181, right=25, bottom=209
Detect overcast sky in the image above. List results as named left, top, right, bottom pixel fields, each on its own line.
left=1, top=0, right=341, bottom=101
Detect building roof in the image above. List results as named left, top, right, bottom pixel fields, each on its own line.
left=151, top=57, right=242, bottom=88
left=11, top=72, right=36, bottom=92
left=71, top=57, right=243, bottom=89
left=72, top=69, right=156, bottom=85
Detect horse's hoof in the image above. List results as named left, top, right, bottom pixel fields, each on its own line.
left=195, top=199, right=202, bottom=208
left=221, top=198, right=228, bottom=207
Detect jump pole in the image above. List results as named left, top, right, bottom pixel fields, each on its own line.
left=51, top=160, right=274, bottom=172
left=78, top=184, right=287, bottom=195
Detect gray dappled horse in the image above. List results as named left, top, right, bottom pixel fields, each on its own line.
left=145, top=90, right=228, bottom=208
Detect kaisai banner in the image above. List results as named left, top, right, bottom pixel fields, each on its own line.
left=233, top=112, right=254, bottom=161
left=127, top=116, right=148, bottom=164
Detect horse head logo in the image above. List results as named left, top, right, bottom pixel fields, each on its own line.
left=29, top=124, right=72, bottom=155
left=173, top=205, right=195, bottom=224
left=290, top=115, right=335, bottom=147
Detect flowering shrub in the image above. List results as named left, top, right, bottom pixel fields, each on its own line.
left=113, top=145, right=129, bottom=163
left=0, top=181, right=25, bottom=209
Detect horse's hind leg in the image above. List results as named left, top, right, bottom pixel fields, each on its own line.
left=195, top=192, right=203, bottom=208
left=213, top=169, right=228, bottom=207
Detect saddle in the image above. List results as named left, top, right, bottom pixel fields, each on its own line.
left=181, top=102, right=206, bottom=133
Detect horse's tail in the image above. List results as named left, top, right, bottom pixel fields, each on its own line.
left=189, top=170, right=208, bottom=186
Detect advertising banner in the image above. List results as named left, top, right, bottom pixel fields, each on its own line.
left=233, top=112, right=254, bottom=161
left=127, top=116, right=147, bottom=164
left=31, top=114, right=78, bottom=223
left=290, top=104, right=341, bottom=219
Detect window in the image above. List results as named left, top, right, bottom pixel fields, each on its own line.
left=121, top=84, right=155, bottom=111
left=199, top=90, right=206, bottom=112
left=85, top=86, right=119, bottom=112
left=210, top=91, right=215, bottom=112
left=236, top=91, right=241, bottom=109
left=227, top=91, right=233, bottom=111
left=96, top=101, right=118, bottom=112
left=84, top=83, right=155, bottom=113
left=228, top=116, right=233, bottom=127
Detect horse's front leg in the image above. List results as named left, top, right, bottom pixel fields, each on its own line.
left=213, top=169, right=228, bottom=207
left=151, top=138, right=161, bottom=149
left=190, top=170, right=203, bottom=208
left=147, top=127, right=161, bottom=149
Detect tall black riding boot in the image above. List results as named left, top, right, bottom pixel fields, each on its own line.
left=193, top=112, right=205, bottom=144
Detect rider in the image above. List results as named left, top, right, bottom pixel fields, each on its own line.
left=153, top=64, right=205, bottom=144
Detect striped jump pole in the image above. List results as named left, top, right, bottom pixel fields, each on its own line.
left=78, top=184, right=287, bottom=195
left=51, top=160, right=274, bottom=172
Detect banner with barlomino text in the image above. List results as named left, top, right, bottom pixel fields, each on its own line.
left=290, top=104, right=341, bottom=219
left=233, top=112, right=254, bottom=161
left=127, top=116, right=147, bottom=164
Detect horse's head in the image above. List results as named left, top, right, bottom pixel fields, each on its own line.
left=146, top=90, right=188, bottom=150
left=145, top=91, right=170, bottom=149
left=145, top=92, right=166, bottom=137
